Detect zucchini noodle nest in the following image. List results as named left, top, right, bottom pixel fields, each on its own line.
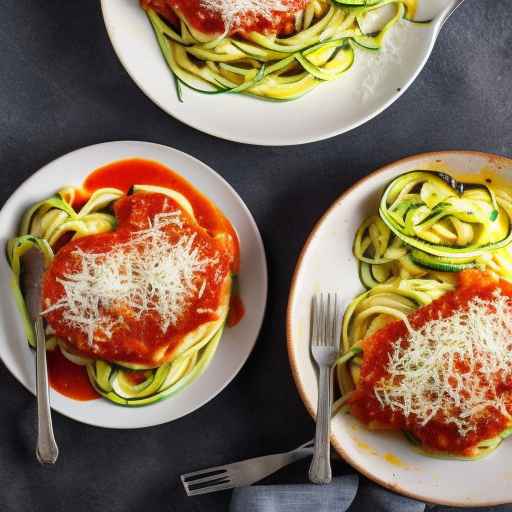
left=144, top=0, right=417, bottom=100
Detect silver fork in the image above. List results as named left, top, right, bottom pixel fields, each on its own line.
left=308, top=293, right=340, bottom=485
left=180, top=440, right=314, bottom=496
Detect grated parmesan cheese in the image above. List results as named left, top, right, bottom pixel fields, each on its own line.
left=199, top=0, right=289, bottom=32
left=374, top=291, right=512, bottom=436
left=43, top=212, right=218, bottom=345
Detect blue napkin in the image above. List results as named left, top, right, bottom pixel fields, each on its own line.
left=230, top=475, right=359, bottom=512
left=230, top=475, right=430, bottom=512
left=350, top=479, right=425, bottom=512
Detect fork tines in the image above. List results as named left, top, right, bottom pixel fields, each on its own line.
left=312, top=293, right=340, bottom=347
left=181, top=467, right=232, bottom=496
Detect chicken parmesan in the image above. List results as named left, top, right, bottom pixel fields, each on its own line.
left=7, top=158, right=242, bottom=406
left=42, top=192, right=232, bottom=367
left=348, top=270, right=512, bottom=457
left=141, top=0, right=417, bottom=100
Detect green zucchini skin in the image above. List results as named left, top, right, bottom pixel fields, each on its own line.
left=359, top=262, right=381, bottom=288
left=86, top=325, right=225, bottom=407
left=351, top=35, right=381, bottom=50
left=409, top=249, right=480, bottom=273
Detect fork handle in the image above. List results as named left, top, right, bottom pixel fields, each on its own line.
left=309, top=365, right=332, bottom=484
left=35, top=318, right=59, bottom=465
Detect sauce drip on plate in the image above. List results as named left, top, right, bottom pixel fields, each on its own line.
left=47, top=349, right=99, bottom=401
left=227, top=293, right=245, bottom=327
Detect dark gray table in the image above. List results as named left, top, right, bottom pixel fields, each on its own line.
left=0, top=2, right=511, bottom=511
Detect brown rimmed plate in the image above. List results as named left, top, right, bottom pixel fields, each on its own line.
left=287, top=151, right=512, bottom=506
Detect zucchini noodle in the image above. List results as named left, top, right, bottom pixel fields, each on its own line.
left=7, top=186, right=231, bottom=406
left=337, top=170, right=512, bottom=459
left=144, top=0, right=417, bottom=101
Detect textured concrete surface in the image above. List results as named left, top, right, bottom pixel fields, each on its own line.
left=0, top=1, right=511, bottom=511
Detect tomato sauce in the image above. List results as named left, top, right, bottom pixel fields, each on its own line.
left=47, top=349, right=99, bottom=401
left=227, top=293, right=245, bottom=327
left=124, top=371, right=150, bottom=386
left=78, top=158, right=240, bottom=273
left=141, top=0, right=307, bottom=37
left=349, top=270, right=512, bottom=455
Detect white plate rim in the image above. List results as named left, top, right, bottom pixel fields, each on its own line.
left=99, top=1, right=441, bottom=147
left=0, top=140, right=268, bottom=429
left=286, top=150, right=512, bottom=506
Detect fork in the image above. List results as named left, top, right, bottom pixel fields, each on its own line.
left=308, top=293, right=340, bottom=485
left=180, top=440, right=314, bottom=496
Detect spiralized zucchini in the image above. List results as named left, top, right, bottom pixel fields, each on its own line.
left=144, top=0, right=417, bottom=101
left=337, top=170, right=512, bottom=459
left=7, top=186, right=230, bottom=407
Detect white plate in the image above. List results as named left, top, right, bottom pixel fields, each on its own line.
left=287, top=151, right=512, bottom=506
left=0, top=141, right=267, bottom=429
left=101, top=0, right=452, bottom=146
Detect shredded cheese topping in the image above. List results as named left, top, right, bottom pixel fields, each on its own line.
left=43, top=212, right=217, bottom=345
left=374, top=291, right=512, bottom=436
left=199, top=0, right=289, bottom=31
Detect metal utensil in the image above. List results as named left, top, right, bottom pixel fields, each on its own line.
left=21, top=248, right=59, bottom=465
left=181, top=440, right=314, bottom=496
left=308, top=293, right=340, bottom=485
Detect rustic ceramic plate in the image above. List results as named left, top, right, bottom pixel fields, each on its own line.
left=287, top=151, right=512, bottom=506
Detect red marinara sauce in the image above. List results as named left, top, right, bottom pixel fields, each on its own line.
left=78, top=158, right=240, bottom=274
left=141, top=0, right=307, bottom=37
left=46, top=349, right=99, bottom=401
left=349, top=270, right=512, bottom=456
left=227, top=293, right=245, bottom=327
